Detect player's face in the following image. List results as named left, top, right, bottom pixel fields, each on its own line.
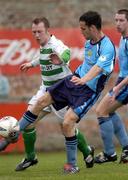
left=115, top=13, right=128, bottom=36
left=79, top=21, right=92, bottom=40
left=32, top=22, right=48, bottom=46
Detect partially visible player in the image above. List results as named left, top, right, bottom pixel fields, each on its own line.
left=0, top=17, right=94, bottom=171
left=95, top=9, right=128, bottom=164
left=6, top=11, right=115, bottom=174
left=0, top=68, right=10, bottom=97
left=111, top=76, right=128, bottom=101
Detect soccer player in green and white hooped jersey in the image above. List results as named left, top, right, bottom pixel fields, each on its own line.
left=0, top=17, right=94, bottom=170
left=39, top=35, right=71, bottom=87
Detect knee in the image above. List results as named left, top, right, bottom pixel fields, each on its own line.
left=62, top=118, right=76, bottom=137
left=61, top=109, right=77, bottom=136
left=34, top=97, right=49, bottom=113
left=36, top=98, right=45, bottom=109
left=62, top=121, right=71, bottom=134
left=36, top=93, right=52, bottom=109
left=62, top=119, right=76, bottom=137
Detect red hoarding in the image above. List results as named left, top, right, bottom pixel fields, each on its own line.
left=0, top=28, right=120, bottom=74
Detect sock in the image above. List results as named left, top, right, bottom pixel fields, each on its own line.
left=23, top=128, right=36, bottom=160
left=76, top=128, right=90, bottom=158
left=65, top=135, right=78, bottom=166
left=110, top=112, right=128, bottom=148
left=19, top=111, right=38, bottom=131
left=98, top=117, right=115, bottom=155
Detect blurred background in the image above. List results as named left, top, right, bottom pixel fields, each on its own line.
left=0, top=0, right=128, bottom=153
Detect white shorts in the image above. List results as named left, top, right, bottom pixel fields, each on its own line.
left=29, top=83, right=67, bottom=122
left=29, top=83, right=51, bottom=112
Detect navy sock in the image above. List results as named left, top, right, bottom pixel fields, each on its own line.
left=65, top=135, right=78, bottom=166
left=110, top=112, right=128, bottom=148
left=19, top=111, right=38, bottom=131
left=98, top=117, right=115, bottom=155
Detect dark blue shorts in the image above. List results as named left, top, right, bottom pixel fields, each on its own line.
left=109, top=77, right=128, bottom=105
left=47, top=75, right=100, bottom=119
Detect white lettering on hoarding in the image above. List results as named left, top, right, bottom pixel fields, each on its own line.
left=0, top=39, right=84, bottom=66
left=0, top=39, right=39, bottom=65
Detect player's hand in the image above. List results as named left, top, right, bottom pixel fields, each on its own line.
left=49, top=53, right=62, bottom=65
left=70, top=76, right=85, bottom=85
left=110, top=86, right=120, bottom=102
left=20, top=62, right=33, bottom=72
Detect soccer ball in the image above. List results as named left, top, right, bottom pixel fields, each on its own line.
left=0, top=116, right=18, bottom=138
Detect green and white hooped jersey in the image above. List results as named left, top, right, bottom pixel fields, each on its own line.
left=39, top=35, right=72, bottom=87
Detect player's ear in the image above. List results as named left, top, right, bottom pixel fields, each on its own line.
left=90, top=25, right=95, bottom=29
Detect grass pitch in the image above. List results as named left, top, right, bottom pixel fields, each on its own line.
left=0, top=151, right=128, bottom=180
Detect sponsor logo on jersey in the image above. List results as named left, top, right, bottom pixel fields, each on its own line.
left=99, top=55, right=106, bottom=61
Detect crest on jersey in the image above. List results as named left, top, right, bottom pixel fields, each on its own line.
left=87, top=50, right=92, bottom=57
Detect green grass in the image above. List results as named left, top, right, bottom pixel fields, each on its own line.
left=0, top=151, right=128, bottom=180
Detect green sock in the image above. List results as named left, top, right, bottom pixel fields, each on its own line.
left=23, top=128, right=36, bottom=160
left=76, top=128, right=90, bottom=158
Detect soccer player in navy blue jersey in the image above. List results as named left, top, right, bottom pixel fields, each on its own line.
left=95, top=9, right=128, bottom=164
left=1, top=11, right=116, bottom=174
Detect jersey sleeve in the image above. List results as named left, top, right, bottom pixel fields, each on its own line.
left=31, top=59, right=40, bottom=67
left=96, top=45, right=115, bottom=74
left=31, top=51, right=40, bottom=67
left=53, top=40, right=70, bottom=64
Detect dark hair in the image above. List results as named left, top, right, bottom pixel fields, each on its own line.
left=32, top=17, right=50, bottom=28
left=79, top=11, right=102, bottom=30
left=117, top=9, right=128, bottom=21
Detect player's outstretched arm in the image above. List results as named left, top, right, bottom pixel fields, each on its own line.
left=20, top=62, right=33, bottom=72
